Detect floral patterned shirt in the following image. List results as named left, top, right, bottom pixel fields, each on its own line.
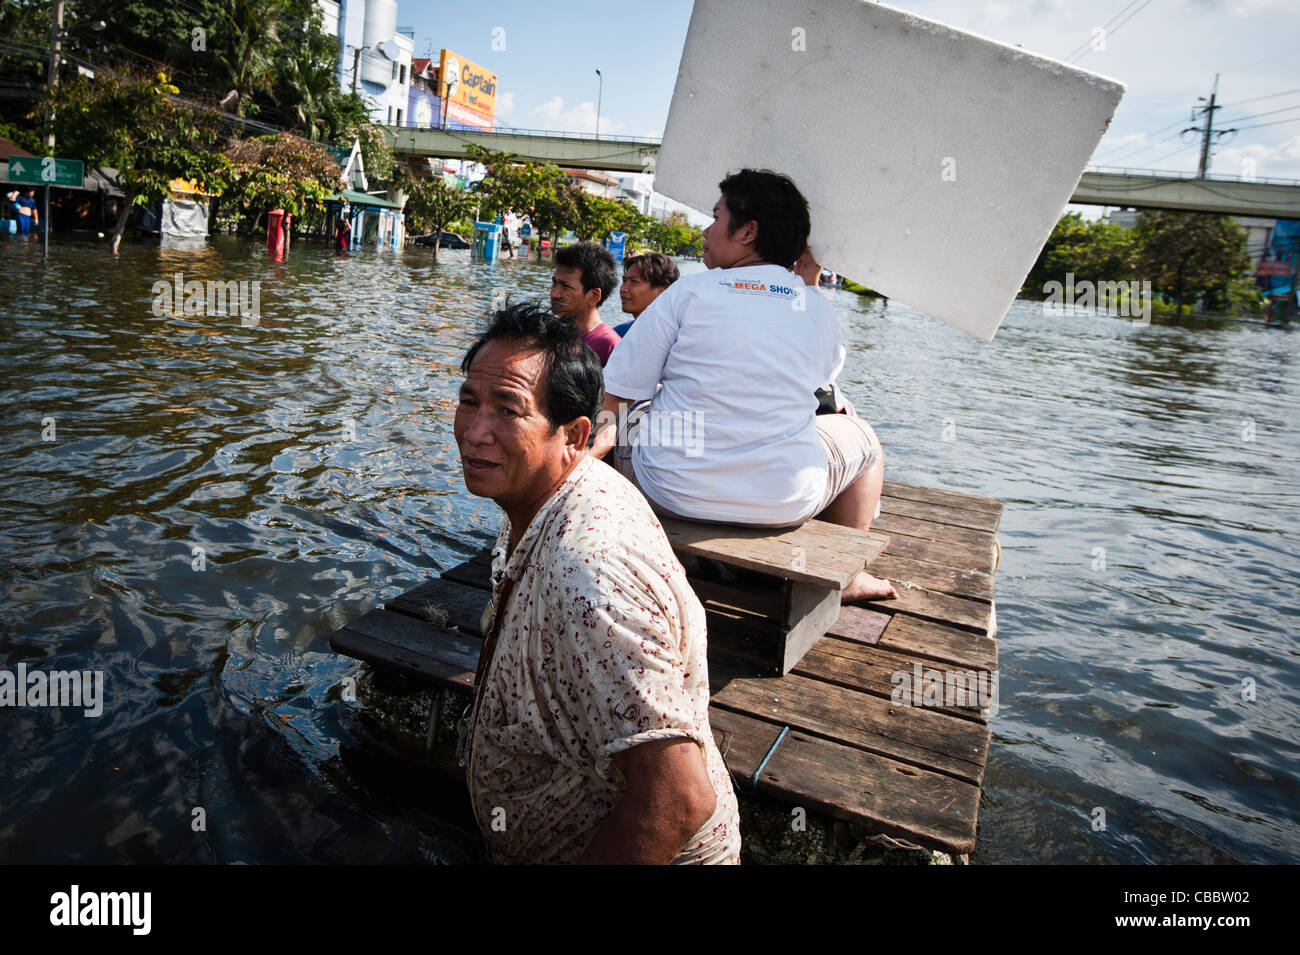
left=467, top=455, right=741, bottom=864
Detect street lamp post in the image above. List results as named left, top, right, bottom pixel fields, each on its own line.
left=595, top=68, right=602, bottom=139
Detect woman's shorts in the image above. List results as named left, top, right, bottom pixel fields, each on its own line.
left=609, top=402, right=881, bottom=527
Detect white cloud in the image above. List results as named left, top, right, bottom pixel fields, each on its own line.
left=1213, top=134, right=1300, bottom=179
left=496, top=91, right=515, bottom=119
left=525, top=96, right=625, bottom=135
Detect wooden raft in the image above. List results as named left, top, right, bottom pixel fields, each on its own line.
left=330, top=480, right=1002, bottom=855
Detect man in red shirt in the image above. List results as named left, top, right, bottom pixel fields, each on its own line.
left=550, top=242, right=621, bottom=366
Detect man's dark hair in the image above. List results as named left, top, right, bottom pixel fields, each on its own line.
left=717, top=168, right=811, bottom=267
left=461, top=302, right=604, bottom=443
left=623, top=252, right=679, bottom=289
left=554, top=241, right=617, bottom=307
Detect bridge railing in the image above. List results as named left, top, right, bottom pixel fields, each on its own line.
left=383, top=121, right=662, bottom=145
left=1084, top=164, right=1300, bottom=187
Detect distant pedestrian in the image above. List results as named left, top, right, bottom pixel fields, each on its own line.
left=501, top=228, right=514, bottom=259
left=335, top=216, right=351, bottom=253
left=15, top=189, right=38, bottom=236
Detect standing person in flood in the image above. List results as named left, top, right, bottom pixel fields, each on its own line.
left=593, top=168, right=897, bottom=603
left=454, top=302, right=740, bottom=864
left=613, top=252, right=679, bottom=337
left=549, top=242, right=621, bottom=367
left=335, top=215, right=351, bottom=253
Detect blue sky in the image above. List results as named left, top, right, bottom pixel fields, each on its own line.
left=399, top=0, right=1300, bottom=180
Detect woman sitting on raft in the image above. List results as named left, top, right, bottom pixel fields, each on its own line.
left=593, top=168, right=896, bottom=602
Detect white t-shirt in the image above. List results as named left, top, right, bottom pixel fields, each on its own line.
left=603, top=264, right=844, bottom=525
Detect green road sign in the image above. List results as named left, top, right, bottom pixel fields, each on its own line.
left=6, top=156, right=84, bottom=188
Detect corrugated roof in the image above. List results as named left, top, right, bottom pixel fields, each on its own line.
left=331, top=189, right=402, bottom=210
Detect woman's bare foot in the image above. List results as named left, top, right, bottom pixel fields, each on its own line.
left=842, top=569, right=898, bottom=602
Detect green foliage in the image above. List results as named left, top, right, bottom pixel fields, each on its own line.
left=841, top=278, right=883, bottom=297
left=221, top=132, right=340, bottom=223
left=1024, top=209, right=1255, bottom=314
left=1023, top=212, right=1137, bottom=296
left=1132, top=210, right=1251, bottom=310
left=644, top=211, right=703, bottom=256
left=403, top=174, right=478, bottom=258
left=337, top=121, right=395, bottom=184
left=38, top=69, right=228, bottom=205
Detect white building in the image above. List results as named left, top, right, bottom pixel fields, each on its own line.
left=318, top=0, right=413, bottom=126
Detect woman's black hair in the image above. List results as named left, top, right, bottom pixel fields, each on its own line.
left=460, top=302, right=605, bottom=443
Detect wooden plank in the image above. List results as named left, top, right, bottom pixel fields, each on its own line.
left=443, top=557, right=493, bottom=591
left=758, top=728, right=983, bottom=854
left=877, top=614, right=997, bottom=673
left=879, top=528, right=997, bottom=576
left=658, top=516, right=885, bottom=589
left=867, top=553, right=994, bottom=603
left=871, top=583, right=993, bottom=634
left=330, top=608, right=481, bottom=691
left=882, top=480, right=1003, bottom=517
left=688, top=576, right=785, bottom=620
left=707, top=706, right=786, bottom=789
left=878, top=493, right=1003, bottom=533
left=825, top=605, right=891, bottom=646
left=710, top=667, right=989, bottom=784
left=792, top=637, right=989, bottom=720
left=386, top=577, right=490, bottom=634
left=873, top=510, right=999, bottom=552
left=779, top=581, right=841, bottom=674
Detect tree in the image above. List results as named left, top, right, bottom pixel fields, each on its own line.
left=211, top=0, right=287, bottom=118
left=1133, top=211, right=1250, bottom=310
left=337, top=119, right=394, bottom=184
left=1022, top=211, right=1137, bottom=297
left=268, top=0, right=345, bottom=140
left=403, top=174, right=477, bottom=260
left=221, top=133, right=340, bottom=234
left=465, top=144, right=569, bottom=240
left=645, top=211, right=703, bottom=256
left=38, top=69, right=229, bottom=252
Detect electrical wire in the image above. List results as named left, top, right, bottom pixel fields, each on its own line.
left=1062, top=0, right=1145, bottom=62
left=1069, top=0, right=1151, bottom=63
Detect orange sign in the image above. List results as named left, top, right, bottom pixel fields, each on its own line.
left=438, top=49, right=497, bottom=120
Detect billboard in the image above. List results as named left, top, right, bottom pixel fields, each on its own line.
left=408, top=86, right=438, bottom=129
left=438, top=49, right=496, bottom=130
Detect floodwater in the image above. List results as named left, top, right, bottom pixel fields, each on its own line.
left=1, top=236, right=1296, bottom=864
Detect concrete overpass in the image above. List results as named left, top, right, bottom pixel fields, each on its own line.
left=1073, top=168, right=1300, bottom=219
left=384, top=126, right=1300, bottom=218
left=384, top=125, right=659, bottom=174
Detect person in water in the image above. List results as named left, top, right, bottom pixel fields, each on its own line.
left=455, top=303, right=740, bottom=863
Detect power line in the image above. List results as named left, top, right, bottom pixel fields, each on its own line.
left=1220, top=86, right=1300, bottom=109
left=1069, top=0, right=1151, bottom=63
left=1062, top=0, right=1144, bottom=62
left=1218, top=102, right=1300, bottom=126
left=1233, top=116, right=1300, bottom=133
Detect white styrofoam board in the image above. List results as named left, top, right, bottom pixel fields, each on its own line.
left=654, top=0, right=1125, bottom=341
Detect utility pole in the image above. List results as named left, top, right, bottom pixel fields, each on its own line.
left=1183, top=74, right=1237, bottom=179
left=42, top=0, right=65, bottom=259
left=44, top=0, right=64, bottom=150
